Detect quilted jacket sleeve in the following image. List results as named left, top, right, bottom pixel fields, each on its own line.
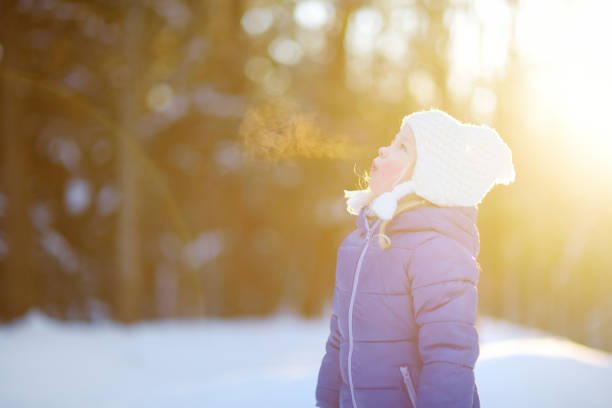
left=315, top=287, right=343, bottom=408
left=408, top=236, right=481, bottom=408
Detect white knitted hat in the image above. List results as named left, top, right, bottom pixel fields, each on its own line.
left=345, top=108, right=515, bottom=218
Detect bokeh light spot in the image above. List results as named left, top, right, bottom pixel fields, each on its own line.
left=146, top=83, right=174, bottom=112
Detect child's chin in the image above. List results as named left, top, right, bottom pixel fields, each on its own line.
left=370, top=183, right=390, bottom=196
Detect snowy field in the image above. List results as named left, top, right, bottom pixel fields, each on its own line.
left=1, top=310, right=611, bottom=408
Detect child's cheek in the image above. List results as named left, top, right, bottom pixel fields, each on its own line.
left=379, top=159, right=406, bottom=184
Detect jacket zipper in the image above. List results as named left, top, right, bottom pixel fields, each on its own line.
left=347, top=217, right=381, bottom=408
left=400, top=365, right=418, bottom=407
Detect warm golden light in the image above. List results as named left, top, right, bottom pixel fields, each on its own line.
left=449, top=0, right=612, bottom=177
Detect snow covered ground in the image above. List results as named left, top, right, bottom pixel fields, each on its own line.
left=0, top=310, right=611, bottom=408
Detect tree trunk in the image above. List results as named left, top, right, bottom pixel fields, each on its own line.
left=0, top=12, right=36, bottom=320
left=115, top=3, right=145, bottom=323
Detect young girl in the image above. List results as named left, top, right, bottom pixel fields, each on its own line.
left=315, top=109, right=515, bottom=408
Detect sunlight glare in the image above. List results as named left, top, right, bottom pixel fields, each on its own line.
left=516, top=0, right=612, bottom=167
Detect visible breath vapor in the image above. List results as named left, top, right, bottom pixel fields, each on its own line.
left=238, top=99, right=364, bottom=163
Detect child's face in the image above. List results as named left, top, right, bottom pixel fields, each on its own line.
left=369, top=124, right=417, bottom=195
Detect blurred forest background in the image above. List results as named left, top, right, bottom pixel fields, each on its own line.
left=1, top=0, right=611, bottom=353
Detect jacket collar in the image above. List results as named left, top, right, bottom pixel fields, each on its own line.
left=356, top=202, right=480, bottom=256
left=356, top=204, right=378, bottom=236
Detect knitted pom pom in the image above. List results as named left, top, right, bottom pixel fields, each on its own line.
left=371, top=191, right=397, bottom=220
left=369, top=180, right=417, bottom=220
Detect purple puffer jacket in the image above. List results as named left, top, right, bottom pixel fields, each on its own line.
left=315, top=202, right=481, bottom=408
